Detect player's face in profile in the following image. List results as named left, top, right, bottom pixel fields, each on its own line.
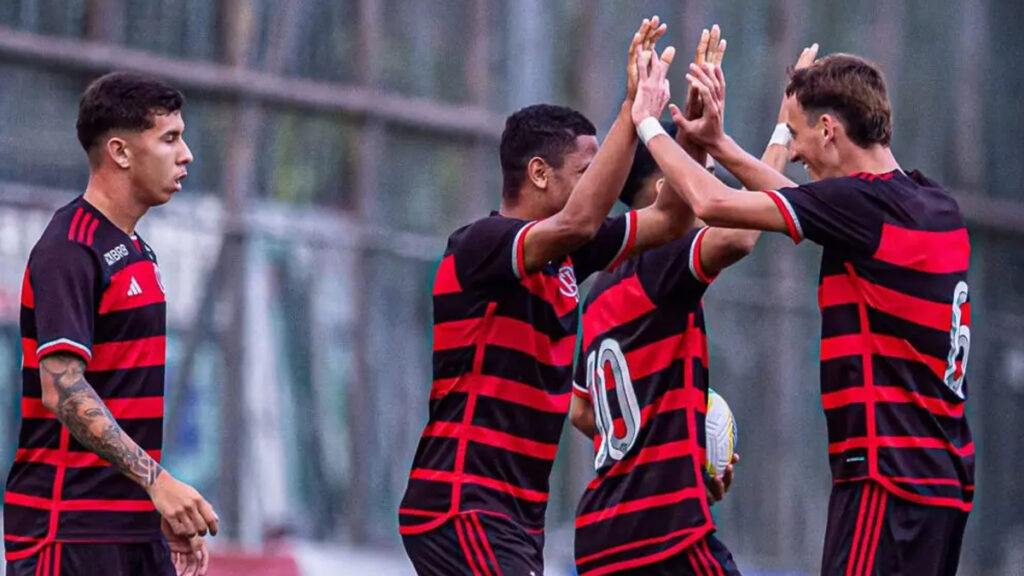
left=545, top=134, right=598, bottom=213
left=785, top=97, right=837, bottom=181
left=126, top=110, right=193, bottom=207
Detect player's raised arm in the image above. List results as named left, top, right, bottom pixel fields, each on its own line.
left=39, top=352, right=219, bottom=541
left=520, top=17, right=672, bottom=273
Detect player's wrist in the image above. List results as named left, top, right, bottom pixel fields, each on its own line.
left=636, top=116, right=668, bottom=145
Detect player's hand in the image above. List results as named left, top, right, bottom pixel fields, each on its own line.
left=149, top=472, right=220, bottom=539
left=626, top=16, right=668, bottom=102
left=705, top=453, right=739, bottom=505
left=671, top=62, right=726, bottom=150
left=681, top=25, right=727, bottom=127
left=163, top=518, right=211, bottom=576
left=630, top=43, right=676, bottom=128
left=778, top=43, right=818, bottom=124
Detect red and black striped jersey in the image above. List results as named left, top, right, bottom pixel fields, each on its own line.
left=573, top=228, right=715, bottom=576
left=763, top=169, right=974, bottom=511
left=399, top=211, right=637, bottom=537
left=4, top=197, right=166, bottom=561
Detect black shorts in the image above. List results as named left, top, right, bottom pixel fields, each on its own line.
left=5, top=540, right=174, bottom=576
left=402, top=511, right=544, bottom=576
left=615, top=533, right=741, bottom=576
left=821, top=480, right=969, bottom=576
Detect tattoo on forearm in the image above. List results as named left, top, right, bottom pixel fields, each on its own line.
left=42, top=354, right=164, bottom=487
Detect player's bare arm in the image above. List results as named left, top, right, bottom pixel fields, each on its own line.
left=521, top=17, right=671, bottom=272
left=569, top=394, right=597, bottom=438
left=40, top=352, right=219, bottom=539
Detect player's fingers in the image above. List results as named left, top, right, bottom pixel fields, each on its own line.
left=198, top=545, right=210, bottom=576
left=173, top=552, right=187, bottom=574
left=169, top=514, right=196, bottom=538
left=706, top=24, right=721, bottom=64
left=731, top=453, right=740, bottom=465
left=668, top=103, right=685, bottom=126
left=186, top=506, right=209, bottom=537
left=648, top=22, right=667, bottom=49
left=694, top=28, right=709, bottom=67
left=198, top=500, right=219, bottom=537
left=714, top=38, right=727, bottom=67
left=637, top=49, right=651, bottom=81
left=707, top=474, right=726, bottom=501
left=660, top=45, right=676, bottom=69
left=185, top=551, right=200, bottom=576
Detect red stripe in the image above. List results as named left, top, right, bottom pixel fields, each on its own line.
left=692, top=539, right=714, bottom=576
left=76, top=214, right=92, bottom=244
left=461, top=517, right=494, bottom=576
left=872, top=475, right=973, bottom=511
left=606, top=211, right=638, bottom=272
left=624, top=328, right=708, bottom=381
left=762, top=190, right=801, bottom=243
left=820, top=334, right=946, bottom=379
left=4, top=491, right=155, bottom=512
left=873, top=224, right=969, bottom=274
left=588, top=417, right=703, bottom=490
left=819, top=274, right=956, bottom=332
left=582, top=274, right=655, bottom=350
left=397, top=507, right=445, bottom=519
left=574, top=486, right=705, bottom=528
left=99, top=262, right=167, bottom=314
left=20, top=396, right=164, bottom=420
left=422, top=421, right=558, bottom=460
left=471, top=513, right=503, bottom=576
left=820, top=386, right=963, bottom=418
left=434, top=255, right=462, bottom=295
left=430, top=375, right=570, bottom=414
left=844, top=484, right=873, bottom=576
left=434, top=316, right=575, bottom=367
left=687, top=548, right=706, bottom=576
left=701, top=539, right=725, bottom=576
left=454, top=517, right=484, bottom=576
left=578, top=525, right=707, bottom=572
left=853, top=485, right=882, bottom=576
left=572, top=385, right=591, bottom=400
left=89, top=336, right=166, bottom=371
left=14, top=448, right=162, bottom=468
left=829, top=436, right=973, bottom=457
left=85, top=218, right=99, bottom=246
left=23, top=339, right=92, bottom=368
left=21, top=267, right=34, bottom=309
left=862, top=489, right=887, bottom=575
left=885, top=476, right=969, bottom=486
left=3, top=534, right=43, bottom=543
left=67, top=208, right=84, bottom=241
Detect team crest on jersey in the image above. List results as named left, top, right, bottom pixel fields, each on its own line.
left=558, top=265, right=578, bottom=299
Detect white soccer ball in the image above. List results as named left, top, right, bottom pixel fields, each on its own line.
left=705, top=388, right=737, bottom=477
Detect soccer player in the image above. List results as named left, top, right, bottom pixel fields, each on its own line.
left=641, top=50, right=974, bottom=576
left=3, top=72, right=217, bottom=576
left=398, top=17, right=699, bottom=576
left=568, top=31, right=813, bottom=576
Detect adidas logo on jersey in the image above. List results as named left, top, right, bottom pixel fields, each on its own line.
left=127, top=276, right=143, bottom=297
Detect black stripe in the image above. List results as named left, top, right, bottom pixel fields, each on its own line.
left=495, top=288, right=578, bottom=340
left=81, top=366, right=165, bottom=399
left=829, top=449, right=869, bottom=478
left=872, top=357, right=963, bottom=401
left=575, top=496, right=706, bottom=568
left=20, top=369, right=41, bottom=397
left=876, top=446, right=972, bottom=483
left=821, top=304, right=861, bottom=338
left=458, top=481, right=547, bottom=532
left=433, top=292, right=491, bottom=324
left=399, top=477, right=454, bottom=519
left=867, top=308, right=950, bottom=361
left=433, top=347, right=475, bottom=380
left=93, top=303, right=166, bottom=342
left=820, top=356, right=865, bottom=394
left=480, top=346, right=572, bottom=393
left=410, top=436, right=458, bottom=472
left=823, top=403, right=868, bottom=444
left=874, top=402, right=972, bottom=447
left=886, top=477, right=971, bottom=501
left=427, top=391, right=468, bottom=424
left=854, top=260, right=968, bottom=304
left=4, top=462, right=57, bottom=498
left=16, top=419, right=62, bottom=449
left=20, top=305, right=36, bottom=340
left=470, top=395, right=566, bottom=445
left=585, top=455, right=700, bottom=507
left=0, top=502, right=50, bottom=537
left=60, top=467, right=151, bottom=501
left=55, top=510, right=160, bottom=540
left=462, top=442, right=554, bottom=493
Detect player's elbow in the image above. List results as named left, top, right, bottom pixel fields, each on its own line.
left=555, top=212, right=602, bottom=248
left=569, top=399, right=596, bottom=438
left=729, top=233, right=758, bottom=258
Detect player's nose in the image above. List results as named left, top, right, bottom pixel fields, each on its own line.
left=180, top=139, right=194, bottom=165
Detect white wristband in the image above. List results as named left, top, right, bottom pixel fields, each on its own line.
left=637, top=117, right=668, bottom=146
left=770, top=122, right=792, bottom=147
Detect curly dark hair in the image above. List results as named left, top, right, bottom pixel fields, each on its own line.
left=785, top=54, right=892, bottom=147
left=500, top=104, right=596, bottom=199
left=77, top=71, right=185, bottom=153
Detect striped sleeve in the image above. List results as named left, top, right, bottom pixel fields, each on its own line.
left=571, top=213, right=637, bottom=281
left=762, top=189, right=804, bottom=244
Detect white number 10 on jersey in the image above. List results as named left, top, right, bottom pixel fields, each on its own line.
left=587, top=338, right=642, bottom=470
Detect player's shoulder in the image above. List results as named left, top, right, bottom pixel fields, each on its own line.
left=882, top=169, right=966, bottom=230
left=446, top=212, right=528, bottom=252
left=30, top=198, right=129, bottom=272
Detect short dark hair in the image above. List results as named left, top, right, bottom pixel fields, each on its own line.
left=785, top=54, right=892, bottom=147
left=620, top=120, right=677, bottom=207
left=77, top=71, right=185, bottom=153
left=499, top=104, right=596, bottom=199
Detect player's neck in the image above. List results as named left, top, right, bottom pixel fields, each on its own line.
left=839, top=144, right=900, bottom=177
left=83, top=173, right=148, bottom=236
left=499, top=194, right=551, bottom=221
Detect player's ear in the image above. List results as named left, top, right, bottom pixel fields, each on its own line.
left=105, top=136, right=131, bottom=169
left=527, top=156, right=549, bottom=190
left=820, top=114, right=838, bottom=146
